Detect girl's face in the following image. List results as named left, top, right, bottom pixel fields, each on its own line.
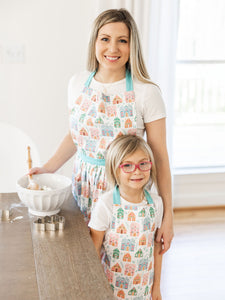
left=117, top=148, right=151, bottom=194
left=95, top=22, right=130, bottom=74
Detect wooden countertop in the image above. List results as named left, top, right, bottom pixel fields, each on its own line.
left=0, top=193, right=114, bottom=300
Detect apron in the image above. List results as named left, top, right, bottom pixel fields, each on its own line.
left=101, top=186, right=156, bottom=300
left=69, top=70, right=137, bottom=222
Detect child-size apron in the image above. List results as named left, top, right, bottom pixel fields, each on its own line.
left=69, top=70, right=137, bottom=222
left=101, top=186, right=156, bottom=300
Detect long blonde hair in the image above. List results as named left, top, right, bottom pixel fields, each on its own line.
left=87, top=8, right=155, bottom=84
left=105, top=135, right=158, bottom=191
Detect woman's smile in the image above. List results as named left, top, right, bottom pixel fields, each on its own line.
left=104, top=55, right=121, bottom=61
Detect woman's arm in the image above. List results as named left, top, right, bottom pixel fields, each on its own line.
left=145, top=119, right=174, bottom=253
left=29, top=131, right=77, bottom=174
left=90, top=228, right=105, bottom=259
left=152, top=240, right=163, bottom=300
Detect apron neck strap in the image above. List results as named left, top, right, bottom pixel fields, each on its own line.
left=84, top=71, right=96, bottom=88
left=125, top=69, right=133, bottom=91
left=144, top=189, right=154, bottom=204
left=84, top=69, right=133, bottom=91
left=113, top=186, right=154, bottom=205
left=113, top=185, right=121, bottom=205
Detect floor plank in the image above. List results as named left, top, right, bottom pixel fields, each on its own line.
left=161, top=208, right=225, bottom=300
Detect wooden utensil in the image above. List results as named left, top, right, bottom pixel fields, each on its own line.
left=27, top=146, right=39, bottom=190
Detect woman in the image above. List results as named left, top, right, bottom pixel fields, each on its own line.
left=30, top=8, right=173, bottom=253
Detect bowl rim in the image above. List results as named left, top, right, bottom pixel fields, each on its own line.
left=16, top=173, right=72, bottom=194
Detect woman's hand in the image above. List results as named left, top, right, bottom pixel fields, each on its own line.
left=28, top=132, right=77, bottom=176
left=28, top=166, right=51, bottom=175
left=156, top=211, right=174, bottom=254
left=151, top=283, right=162, bottom=300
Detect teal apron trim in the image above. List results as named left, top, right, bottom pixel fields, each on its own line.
left=84, top=69, right=133, bottom=91
left=113, top=185, right=154, bottom=205
left=144, top=189, right=154, bottom=204
left=77, top=151, right=105, bottom=166
left=113, top=185, right=121, bottom=205
left=125, top=69, right=133, bottom=91
left=85, top=71, right=96, bottom=88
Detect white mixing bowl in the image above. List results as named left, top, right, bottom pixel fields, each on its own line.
left=16, top=173, right=72, bottom=216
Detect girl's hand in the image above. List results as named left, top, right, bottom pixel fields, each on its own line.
left=156, top=211, right=174, bottom=254
left=28, top=167, right=51, bottom=175
left=151, top=284, right=162, bottom=300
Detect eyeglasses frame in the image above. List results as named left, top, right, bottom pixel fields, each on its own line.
left=119, top=161, right=152, bottom=173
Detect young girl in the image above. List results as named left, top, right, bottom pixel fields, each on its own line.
left=29, top=8, right=173, bottom=251
left=89, top=135, right=163, bottom=300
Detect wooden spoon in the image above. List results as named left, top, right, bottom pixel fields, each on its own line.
left=27, top=146, right=39, bottom=190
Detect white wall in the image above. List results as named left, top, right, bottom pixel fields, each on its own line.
left=0, top=0, right=98, bottom=177
left=173, top=172, right=225, bottom=208
left=1, top=1, right=224, bottom=207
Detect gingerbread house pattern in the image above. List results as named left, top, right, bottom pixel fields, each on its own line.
left=102, top=201, right=156, bottom=299
left=69, top=88, right=137, bottom=160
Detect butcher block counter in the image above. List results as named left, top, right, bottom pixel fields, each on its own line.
left=0, top=193, right=114, bottom=300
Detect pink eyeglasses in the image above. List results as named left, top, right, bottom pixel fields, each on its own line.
left=119, top=161, right=152, bottom=173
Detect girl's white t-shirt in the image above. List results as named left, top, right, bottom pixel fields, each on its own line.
left=88, top=189, right=163, bottom=232
left=68, top=71, right=166, bottom=137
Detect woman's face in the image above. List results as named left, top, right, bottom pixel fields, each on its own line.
left=95, top=22, right=130, bottom=74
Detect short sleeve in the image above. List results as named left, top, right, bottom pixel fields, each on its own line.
left=140, top=84, right=167, bottom=124
left=67, top=71, right=90, bottom=109
left=88, top=191, right=113, bottom=231
left=151, top=193, right=164, bottom=228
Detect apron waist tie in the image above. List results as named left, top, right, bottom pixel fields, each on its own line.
left=77, top=151, right=105, bottom=166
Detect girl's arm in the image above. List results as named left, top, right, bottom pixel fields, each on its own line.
left=29, top=132, right=77, bottom=174
left=90, top=228, right=105, bottom=259
left=145, top=119, right=174, bottom=253
left=152, top=240, right=163, bottom=300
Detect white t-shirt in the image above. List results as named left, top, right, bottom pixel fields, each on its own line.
left=88, top=189, right=163, bottom=232
left=68, top=71, right=166, bottom=137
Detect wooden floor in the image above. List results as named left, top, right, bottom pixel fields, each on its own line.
left=161, top=207, right=225, bottom=300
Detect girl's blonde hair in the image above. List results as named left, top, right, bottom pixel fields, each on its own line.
left=87, top=8, right=155, bottom=84
left=105, top=135, right=158, bottom=191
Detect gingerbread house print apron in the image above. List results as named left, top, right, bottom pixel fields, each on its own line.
left=101, top=186, right=156, bottom=299
left=69, top=70, right=137, bottom=222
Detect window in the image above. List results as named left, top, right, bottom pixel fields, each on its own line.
left=173, top=0, right=225, bottom=171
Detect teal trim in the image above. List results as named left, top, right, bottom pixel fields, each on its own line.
left=113, top=186, right=153, bottom=205
left=113, top=186, right=121, bottom=205
left=125, top=69, right=133, bottom=91
left=84, top=69, right=133, bottom=91
left=77, top=151, right=105, bottom=166
left=144, top=189, right=154, bottom=204
left=84, top=71, right=96, bottom=87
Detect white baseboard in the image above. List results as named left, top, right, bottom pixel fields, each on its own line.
left=172, top=172, right=225, bottom=208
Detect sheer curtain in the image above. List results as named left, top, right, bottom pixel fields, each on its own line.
left=148, top=0, right=179, bottom=163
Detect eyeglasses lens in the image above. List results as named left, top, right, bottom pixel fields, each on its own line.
left=139, top=162, right=151, bottom=171
left=122, top=162, right=151, bottom=173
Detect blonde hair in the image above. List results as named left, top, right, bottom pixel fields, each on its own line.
left=87, top=8, right=155, bottom=84
left=105, top=135, right=158, bottom=191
